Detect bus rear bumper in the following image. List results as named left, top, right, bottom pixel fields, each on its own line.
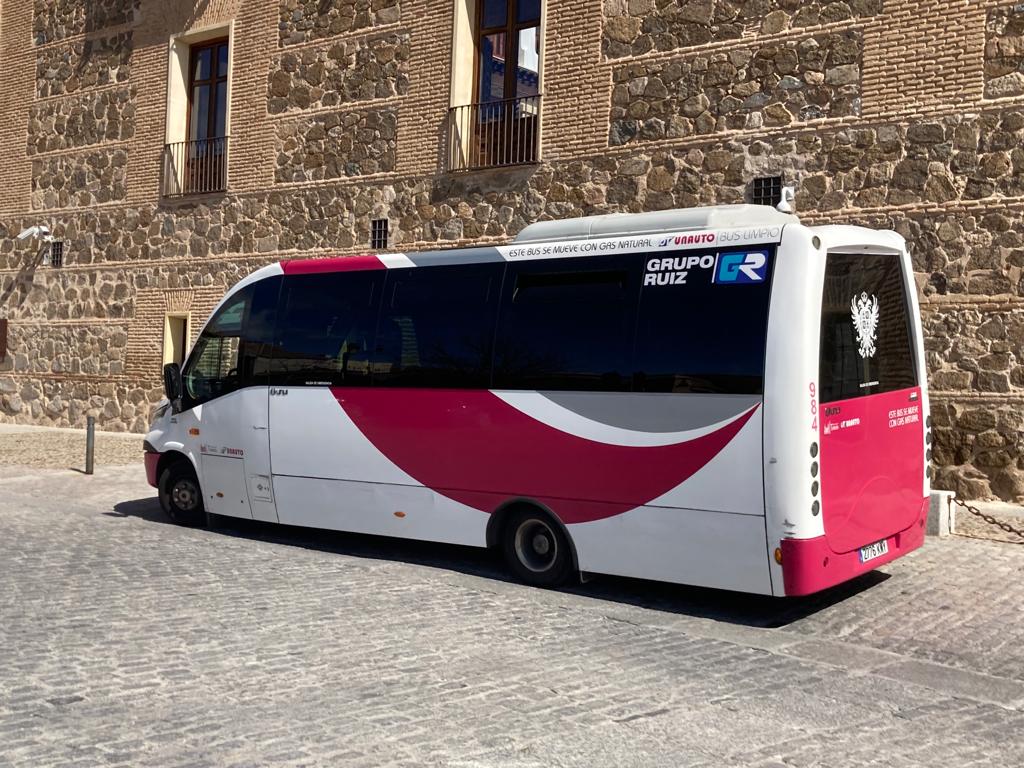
left=144, top=451, right=161, bottom=488
left=780, top=499, right=928, bottom=597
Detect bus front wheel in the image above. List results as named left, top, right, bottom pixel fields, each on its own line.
left=501, top=508, right=573, bottom=588
left=158, top=460, right=206, bottom=527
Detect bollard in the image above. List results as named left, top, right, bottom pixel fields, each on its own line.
left=85, top=416, right=95, bottom=475
left=927, top=489, right=956, bottom=537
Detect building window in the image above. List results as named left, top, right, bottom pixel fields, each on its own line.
left=751, top=176, right=783, bottom=207
left=163, top=28, right=232, bottom=197
left=46, top=241, right=65, bottom=268
left=477, top=0, right=541, bottom=104
left=163, top=315, right=190, bottom=367
left=370, top=219, right=390, bottom=250
left=448, top=0, right=542, bottom=171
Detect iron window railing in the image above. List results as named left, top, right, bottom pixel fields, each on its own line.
left=162, top=136, right=229, bottom=197
left=448, top=95, right=541, bottom=172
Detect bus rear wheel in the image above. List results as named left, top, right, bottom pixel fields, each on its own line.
left=501, top=508, right=574, bottom=588
left=158, top=460, right=206, bottom=527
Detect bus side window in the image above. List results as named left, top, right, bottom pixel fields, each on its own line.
left=633, top=248, right=773, bottom=395
left=240, top=276, right=283, bottom=385
left=271, top=272, right=381, bottom=387
left=182, top=286, right=253, bottom=409
left=374, top=263, right=502, bottom=388
left=493, top=257, right=640, bottom=392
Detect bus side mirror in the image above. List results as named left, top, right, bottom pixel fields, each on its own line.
left=163, top=363, right=182, bottom=404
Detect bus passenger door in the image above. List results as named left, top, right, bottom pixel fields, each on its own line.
left=197, top=387, right=277, bottom=523
left=181, top=278, right=281, bottom=523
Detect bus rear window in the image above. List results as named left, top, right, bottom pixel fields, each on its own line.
left=819, top=252, right=917, bottom=403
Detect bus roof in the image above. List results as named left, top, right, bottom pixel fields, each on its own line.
left=514, top=205, right=798, bottom=243
left=279, top=205, right=805, bottom=275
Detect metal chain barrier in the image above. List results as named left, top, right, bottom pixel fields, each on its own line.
left=951, top=496, right=1024, bottom=540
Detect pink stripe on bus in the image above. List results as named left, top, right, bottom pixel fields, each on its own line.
left=334, top=388, right=758, bottom=525
left=281, top=255, right=385, bottom=274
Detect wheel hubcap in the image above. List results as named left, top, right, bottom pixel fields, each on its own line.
left=514, top=519, right=558, bottom=573
left=171, top=480, right=199, bottom=512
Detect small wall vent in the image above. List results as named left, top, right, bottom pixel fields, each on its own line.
left=751, top=176, right=784, bottom=207
left=370, top=219, right=389, bottom=250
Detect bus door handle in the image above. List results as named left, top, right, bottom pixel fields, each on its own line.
left=252, top=425, right=268, bottom=430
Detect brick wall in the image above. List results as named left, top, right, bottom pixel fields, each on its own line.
left=0, top=0, right=1023, bottom=500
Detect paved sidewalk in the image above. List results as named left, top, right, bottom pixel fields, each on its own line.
left=0, top=423, right=142, bottom=470
left=952, top=498, right=1024, bottom=545
left=0, top=464, right=1022, bottom=767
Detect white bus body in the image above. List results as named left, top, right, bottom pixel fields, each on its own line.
left=145, top=205, right=930, bottom=596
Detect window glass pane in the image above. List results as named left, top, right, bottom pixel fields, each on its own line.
left=633, top=248, right=774, bottom=395
left=182, top=287, right=250, bottom=407
left=214, top=81, right=227, bottom=138
left=374, top=264, right=502, bottom=388
left=184, top=336, right=240, bottom=403
left=515, top=26, right=540, bottom=98
left=240, top=276, right=281, bottom=383
left=190, top=85, right=210, bottom=140
left=217, top=43, right=229, bottom=78
left=209, top=292, right=246, bottom=334
left=479, top=32, right=506, bottom=102
left=494, top=257, right=640, bottom=392
left=193, top=47, right=212, bottom=82
left=272, top=273, right=381, bottom=387
left=819, top=253, right=917, bottom=403
left=482, top=0, right=507, bottom=28
left=517, top=0, right=541, bottom=25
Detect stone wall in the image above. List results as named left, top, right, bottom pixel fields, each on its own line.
left=275, top=107, right=398, bottom=183
left=31, top=147, right=130, bottom=209
left=36, top=34, right=133, bottom=99
left=1, top=153, right=1024, bottom=493
left=0, top=375, right=160, bottom=433
left=0, top=322, right=129, bottom=376
left=986, top=6, right=1024, bottom=99
left=609, top=30, right=862, bottom=145
left=27, top=87, right=135, bottom=155
left=33, top=0, right=139, bottom=44
left=279, top=0, right=402, bottom=46
left=602, top=0, right=882, bottom=59
left=927, top=300, right=1024, bottom=500
left=267, top=31, right=410, bottom=115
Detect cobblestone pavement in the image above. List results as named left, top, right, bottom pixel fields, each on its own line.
left=2, top=465, right=1023, bottom=767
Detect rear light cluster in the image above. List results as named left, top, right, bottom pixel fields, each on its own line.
left=925, top=415, right=932, bottom=480
left=810, top=442, right=820, bottom=516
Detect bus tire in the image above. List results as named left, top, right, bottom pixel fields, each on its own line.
left=501, top=508, right=573, bottom=588
left=158, top=460, right=206, bottom=527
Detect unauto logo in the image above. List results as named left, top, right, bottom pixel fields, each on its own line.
left=715, top=251, right=768, bottom=283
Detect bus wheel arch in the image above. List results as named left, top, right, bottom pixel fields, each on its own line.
left=488, top=499, right=579, bottom=588
left=156, top=451, right=205, bottom=527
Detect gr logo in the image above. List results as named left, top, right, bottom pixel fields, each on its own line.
left=715, top=251, right=769, bottom=284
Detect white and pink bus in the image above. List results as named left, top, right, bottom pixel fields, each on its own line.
left=145, top=205, right=931, bottom=596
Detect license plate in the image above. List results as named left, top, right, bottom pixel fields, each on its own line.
left=859, top=539, right=889, bottom=563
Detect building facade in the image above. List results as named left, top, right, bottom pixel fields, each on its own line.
left=0, top=0, right=1022, bottom=502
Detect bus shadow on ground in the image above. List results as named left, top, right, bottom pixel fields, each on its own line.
left=110, top=496, right=888, bottom=629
